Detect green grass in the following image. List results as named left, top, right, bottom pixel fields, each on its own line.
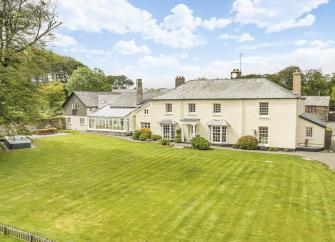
left=0, top=134, right=335, bottom=241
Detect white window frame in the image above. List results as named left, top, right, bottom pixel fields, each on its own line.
left=66, top=117, right=71, bottom=125
left=165, top=103, right=172, bottom=113
left=259, top=102, right=269, bottom=117
left=258, top=126, right=269, bottom=145
left=141, top=122, right=151, bottom=129
left=144, top=109, right=149, bottom=115
left=213, top=103, right=221, bottom=114
left=162, top=124, right=175, bottom=140
left=306, top=126, right=313, bottom=138
left=80, top=118, right=85, bottom=125
left=71, top=103, right=79, bottom=110
left=211, top=126, right=227, bottom=143
left=188, top=103, right=196, bottom=113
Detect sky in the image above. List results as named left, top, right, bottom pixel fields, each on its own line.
left=52, top=0, right=335, bottom=88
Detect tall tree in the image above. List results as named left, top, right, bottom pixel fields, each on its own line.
left=106, top=75, right=134, bottom=89
left=0, top=0, right=61, bottom=67
left=303, top=69, right=329, bottom=96
left=66, top=67, right=111, bottom=93
left=266, top=66, right=301, bottom=90
left=0, top=64, right=41, bottom=125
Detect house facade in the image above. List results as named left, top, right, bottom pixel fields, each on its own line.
left=63, top=81, right=168, bottom=135
left=63, top=71, right=327, bottom=150
left=132, top=71, right=327, bottom=150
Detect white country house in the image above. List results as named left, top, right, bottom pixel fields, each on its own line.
left=63, top=70, right=329, bottom=150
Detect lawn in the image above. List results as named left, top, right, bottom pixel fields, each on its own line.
left=0, top=134, right=335, bottom=241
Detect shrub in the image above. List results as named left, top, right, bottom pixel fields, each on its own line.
left=237, top=135, right=258, bottom=150
left=191, top=135, right=210, bottom=150
left=160, top=139, right=170, bottom=145
left=132, top=130, right=141, bottom=140
left=175, top=134, right=182, bottom=143
left=32, top=128, right=57, bottom=135
left=139, top=128, right=152, bottom=140
left=151, top=134, right=162, bottom=141
left=139, top=134, right=147, bottom=141
left=268, top=147, right=278, bottom=152
left=175, top=129, right=182, bottom=143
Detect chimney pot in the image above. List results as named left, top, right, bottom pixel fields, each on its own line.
left=231, top=69, right=242, bottom=79
left=175, top=76, right=185, bottom=88
left=136, top=79, right=143, bottom=105
left=292, top=69, right=302, bottom=96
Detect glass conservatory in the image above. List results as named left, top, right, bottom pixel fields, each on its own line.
left=88, top=106, right=135, bottom=133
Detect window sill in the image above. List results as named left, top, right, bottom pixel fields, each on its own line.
left=212, top=113, right=222, bottom=116
left=165, top=113, right=173, bottom=115
left=188, top=113, right=197, bottom=115
left=259, top=116, right=270, bottom=119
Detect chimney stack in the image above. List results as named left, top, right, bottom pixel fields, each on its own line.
left=231, top=69, right=242, bottom=79
left=136, top=79, right=143, bottom=105
left=175, top=76, right=185, bottom=88
left=292, top=69, right=302, bottom=96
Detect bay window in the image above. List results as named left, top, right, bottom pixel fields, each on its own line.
left=210, top=126, right=227, bottom=143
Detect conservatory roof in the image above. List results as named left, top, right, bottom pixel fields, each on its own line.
left=89, top=106, right=136, bottom=118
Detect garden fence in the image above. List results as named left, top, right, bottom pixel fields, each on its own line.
left=0, top=223, right=53, bottom=242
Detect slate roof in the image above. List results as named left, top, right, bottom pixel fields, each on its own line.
left=153, top=78, right=298, bottom=100
left=70, top=89, right=168, bottom=108
left=73, top=91, right=113, bottom=107
left=98, top=90, right=168, bottom=108
left=304, top=96, right=330, bottom=107
left=299, top=112, right=327, bottom=128
left=89, top=107, right=136, bottom=118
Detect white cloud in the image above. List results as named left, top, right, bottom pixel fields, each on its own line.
left=58, top=1, right=230, bottom=49
left=242, top=42, right=283, bottom=50
left=218, top=32, right=254, bottom=42
left=53, top=33, right=78, bottom=47
left=162, top=4, right=202, bottom=30
left=113, top=43, right=335, bottom=88
left=294, top=39, right=308, bottom=46
left=137, top=55, right=180, bottom=68
left=294, top=39, right=334, bottom=48
left=114, top=40, right=151, bottom=55
left=232, top=0, right=329, bottom=32
left=202, top=17, right=232, bottom=31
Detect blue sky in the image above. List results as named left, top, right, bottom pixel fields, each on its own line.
left=52, top=0, right=335, bottom=88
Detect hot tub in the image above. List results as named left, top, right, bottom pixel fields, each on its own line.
left=4, top=136, right=32, bottom=149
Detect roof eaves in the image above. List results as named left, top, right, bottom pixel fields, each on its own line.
left=299, top=113, right=327, bottom=128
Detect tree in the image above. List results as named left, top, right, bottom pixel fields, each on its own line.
left=266, top=66, right=301, bottom=90
left=304, top=70, right=329, bottom=96
left=106, top=75, right=134, bottom=89
left=38, top=81, right=65, bottom=117
left=66, top=67, right=111, bottom=93
left=28, top=49, right=85, bottom=84
left=0, top=64, right=41, bottom=125
left=0, top=0, right=61, bottom=67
